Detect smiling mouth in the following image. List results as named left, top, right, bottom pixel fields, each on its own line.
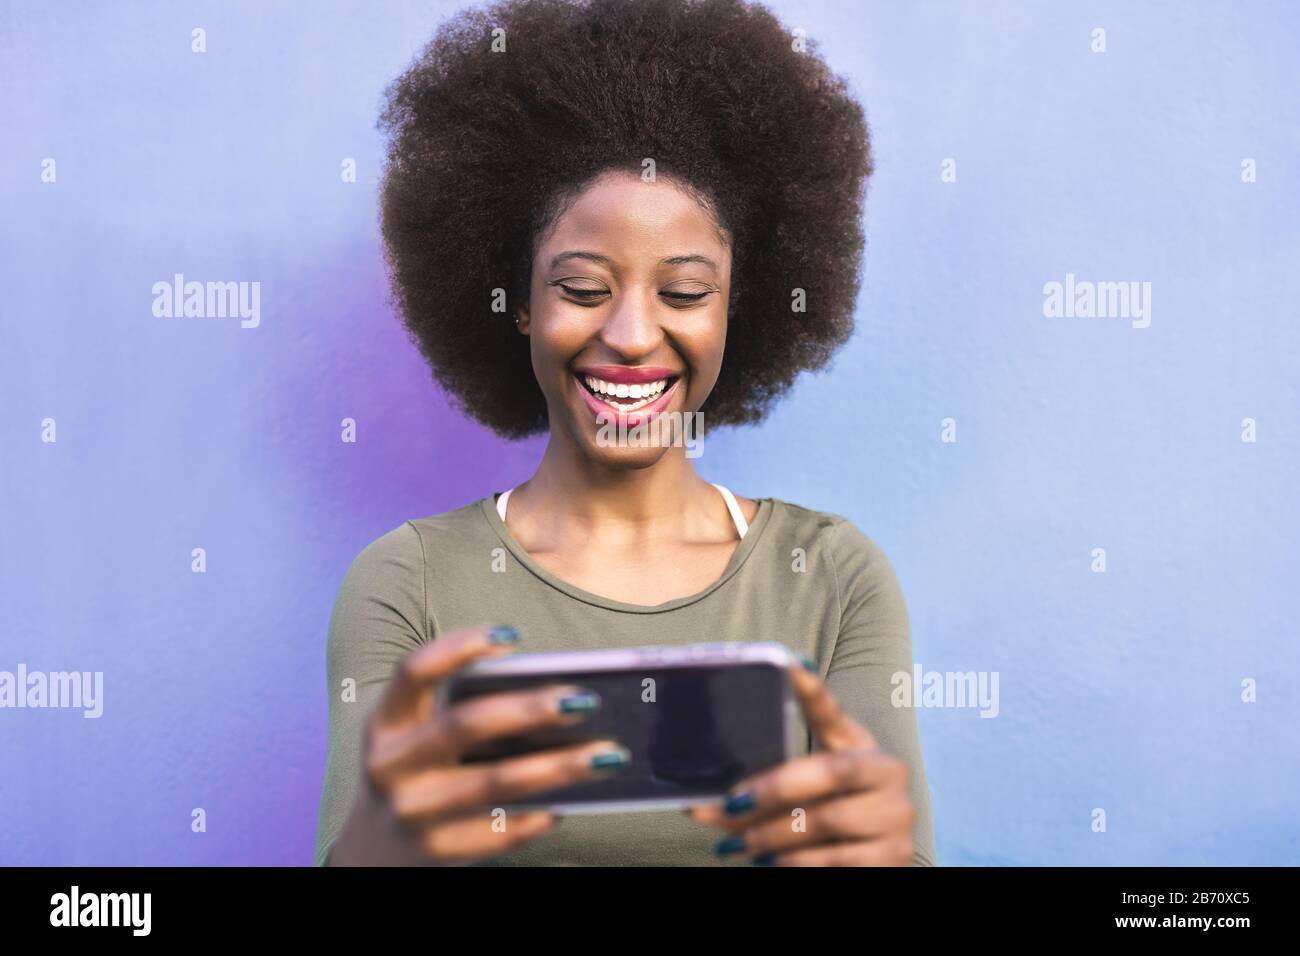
left=576, top=373, right=680, bottom=412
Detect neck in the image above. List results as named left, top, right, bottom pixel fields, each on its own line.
left=515, top=436, right=713, bottom=538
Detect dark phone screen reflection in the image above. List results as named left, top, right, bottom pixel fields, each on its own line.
left=446, top=664, right=788, bottom=802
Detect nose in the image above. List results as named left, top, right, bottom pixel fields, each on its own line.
left=597, top=285, right=664, bottom=360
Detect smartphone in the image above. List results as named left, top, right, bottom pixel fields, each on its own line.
left=440, top=641, right=801, bottom=813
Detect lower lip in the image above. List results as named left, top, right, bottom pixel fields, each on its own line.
left=575, top=375, right=680, bottom=429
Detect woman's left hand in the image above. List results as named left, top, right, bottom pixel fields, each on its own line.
left=688, top=661, right=916, bottom=866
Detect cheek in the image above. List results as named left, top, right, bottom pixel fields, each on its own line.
left=683, top=318, right=728, bottom=399
left=528, top=308, right=588, bottom=391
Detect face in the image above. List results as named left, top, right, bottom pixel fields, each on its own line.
left=517, top=169, right=732, bottom=468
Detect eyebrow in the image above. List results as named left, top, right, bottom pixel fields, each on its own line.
left=548, top=250, right=719, bottom=275
left=661, top=254, right=718, bottom=274
left=549, top=250, right=613, bottom=270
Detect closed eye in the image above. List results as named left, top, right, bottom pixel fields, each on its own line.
left=550, top=281, right=717, bottom=307
left=556, top=284, right=608, bottom=300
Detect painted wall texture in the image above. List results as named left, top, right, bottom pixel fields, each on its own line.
left=1, top=0, right=1296, bottom=864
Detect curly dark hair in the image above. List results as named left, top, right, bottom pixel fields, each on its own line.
left=379, top=0, right=871, bottom=438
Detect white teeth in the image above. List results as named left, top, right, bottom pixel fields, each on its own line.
left=580, top=374, right=672, bottom=410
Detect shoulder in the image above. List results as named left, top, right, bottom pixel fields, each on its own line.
left=760, top=497, right=902, bottom=597
left=341, top=498, right=490, bottom=580
left=338, top=520, right=424, bottom=590
left=761, top=497, right=890, bottom=556
left=332, top=498, right=493, bottom=623
left=405, top=497, right=497, bottom=554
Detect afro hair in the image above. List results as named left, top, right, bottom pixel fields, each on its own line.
left=379, top=0, right=872, bottom=438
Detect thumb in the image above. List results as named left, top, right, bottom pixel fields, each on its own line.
left=789, top=662, right=876, bottom=752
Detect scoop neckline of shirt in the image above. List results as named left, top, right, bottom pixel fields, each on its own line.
left=478, top=492, right=775, bottom=614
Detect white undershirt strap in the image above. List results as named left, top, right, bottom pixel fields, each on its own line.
left=711, top=483, right=748, bottom=539
left=496, top=483, right=746, bottom=539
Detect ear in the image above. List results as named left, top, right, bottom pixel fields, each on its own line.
left=515, top=302, right=531, bottom=335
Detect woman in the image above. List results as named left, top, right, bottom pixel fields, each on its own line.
left=316, top=0, right=935, bottom=866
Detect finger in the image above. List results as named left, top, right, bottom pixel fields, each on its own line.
left=708, top=748, right=906, bottom=831
left=760, top=835, right=913, bottom=867
left=418, top=809, right=558, bottom=863
left=371, top=683, right=599, bottom=783
left=688, top=802, right=726, bottom=827
left=437, top=683, right=601, bottom=755
left=725, top=789, right=916, bottom=857
left=788, top=662, right=876, bottom=751
left=389, top=739, right=631, bottom=825
left=372, top=625, right=521, bottom=728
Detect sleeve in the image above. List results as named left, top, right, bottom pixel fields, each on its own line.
left=823, top=518, right=936, bottom=867
left=313, top=522, right=429, bottom=866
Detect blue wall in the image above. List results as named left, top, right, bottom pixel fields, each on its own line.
left=1, top=0, right=1296, bottom=865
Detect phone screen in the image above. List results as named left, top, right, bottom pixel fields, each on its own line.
left=445, top=663, right=790, bottom=804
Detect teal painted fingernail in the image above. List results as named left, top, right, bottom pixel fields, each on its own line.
left=723, top=790, right=755, bottom=816
left=488, top=625, right=520, bottom=644
left=800, top=655, right=818, bottom=673
left=752, top=853, right=776, bottom=866
left=590, top=746, right=631, bottom=770
left=715, top=835, right=746, bottom=857
left=559, top=691, right=601, bottom=714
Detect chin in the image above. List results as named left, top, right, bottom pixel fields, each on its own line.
left=581, top=434, right=676, bottom=470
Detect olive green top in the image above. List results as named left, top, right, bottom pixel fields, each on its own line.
left=314, top=494, right=936, bottom=866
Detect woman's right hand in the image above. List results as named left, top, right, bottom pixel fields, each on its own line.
left=327, top=626, right=627, bottom=866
